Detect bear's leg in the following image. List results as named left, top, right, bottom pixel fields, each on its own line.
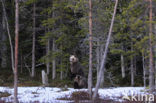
left=68, top=70, right=76, bottom=80
left=74, top=82, right=79, bottom=89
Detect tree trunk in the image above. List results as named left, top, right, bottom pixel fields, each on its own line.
left=46, top=39, right=50, bottom=74
left=96, top=39, right=100, bottom=80
left=42, top=70, right=48, bottom=86
left=51, top=0, right=56, bottom=80
left=31, top=2, right=36, bottom=77
left=60, top=59, right=63, bottom=80
left=65, top=61, right=68, bottom=78
left=88, top=0, right=93, bottom=98
left=52, top=39, right=56, bottom=79
left=14, top=0, right=19, bottom=102
left=131, top=42, right=134, bottom=86
left=93, top=0, right=118, bottom=100
left=100, top=70, right=104, bottom=88
left=142, top=53, right=146, bottom=87
left=134, top=56, right=137, bottom=76
left=60, top=44, right=63, bottom=80
left=155, top=25, right=156, bottom=89
left=99, top=44, right=104, bottom=88
left=121, top=53, right=125, bottom=78
left=149, top=0, right=154, bottom=92
left=130, top=57, right=134, bottom=86
left=20, top=52, right=23, bottom=74
left=1, top=0, right=14, bottom=71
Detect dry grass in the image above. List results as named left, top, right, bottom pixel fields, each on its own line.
left=0, top=91, right=11, bottom=98
left=58, top=91, right=156, bottom=103
left=58, top=91, right=121, bottom=103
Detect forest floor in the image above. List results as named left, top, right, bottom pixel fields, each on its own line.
left=0, top=87, right=153, bottom=103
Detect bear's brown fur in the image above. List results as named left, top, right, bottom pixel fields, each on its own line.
left=69, top=55, right=84, bottom=78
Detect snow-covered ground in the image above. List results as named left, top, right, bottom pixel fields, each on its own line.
left=0, top=87, right=145, bottom=103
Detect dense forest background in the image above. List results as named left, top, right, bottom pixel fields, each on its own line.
left=0, top=0, right=156, bottom=88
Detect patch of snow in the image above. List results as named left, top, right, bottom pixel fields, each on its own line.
left=0, top=87, right=145, bottom=103
left=98, top=87, right=145, bottom=101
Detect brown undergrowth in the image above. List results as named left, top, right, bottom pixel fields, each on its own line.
left=58, top=91, right=156, bottom=103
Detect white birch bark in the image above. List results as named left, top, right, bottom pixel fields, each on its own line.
left=46, top=39, right=50, bottom=74
left=42, top=70, right=48, bottom=86
left=93, top=0, right=118, bottom=100
left=121, top=53, right=125, bottom=78
left=52, top=39, right=56, bottom=79
left=31, top=2, right=36, bottom=77
left=131, top=42, right=134, bottom=86
left=96, top=39, right=100, bottom=80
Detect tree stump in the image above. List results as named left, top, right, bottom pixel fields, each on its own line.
left=42, top=70, right=48, bottom=86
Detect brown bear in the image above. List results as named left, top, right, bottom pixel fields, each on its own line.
left=69, top=55, right=84, bottom=79
left=74, top=75, right=88, bottom=89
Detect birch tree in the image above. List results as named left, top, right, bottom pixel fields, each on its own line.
left=88, top=0, right=93, bottom=98
left=93, top=0, right=118, bottom=100
left=130, top=42, right=134, bottom=86
left=121, top=46, right=125, bottom=78
left=52, top=39, right=56, bottom=79
left=31, top=1, right=36, bottom=77
left=46, top=38, right=50, bottom=74
left=52, top=0, right=56, bottom=80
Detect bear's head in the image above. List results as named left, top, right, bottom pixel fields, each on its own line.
left=69, top=55, right=78, bottom=64
left=74, top=75, right=81, bottom=82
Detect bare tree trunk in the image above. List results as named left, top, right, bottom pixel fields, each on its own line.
left=1, top=0, right=14, bottom=71
left=154, top=25, right=156, bottom=89
left=14, top=0, right=19, bottom=102
left=88, top=0, right=93, bottom=98
left=93, top=0, right=118, bottom=100
left=142, top=53, right=146, bottom=87
left=134, top=56, right=136, bottom=76
left=20, top=52, right=23, bottom=74
left=46, top=39, right=50, bottom=74
left=60, top=59, right=63, bottom=80
left=96, top=39, right=100, bottom=80
left=60, top=44, right=63, bottom=80
left=42, top=70, right=48, bottom=86
left=149, top=0, right=154, bottom=92
left=31, top=2, right=36, bottom=77
left=65, top=61, right=68, bottom=78
left=100, top=45, right=104, bottom=88
left=51, top=0, right=56, bottom=80
left=52, top=39, right=56, bottom=79
left=121, top=53, right=125, bottom=78
left=131, top=42, right=134, bottom=86
left=100, top=70, right=104, bottom=88
left=130, top=57, right=134, bottom=86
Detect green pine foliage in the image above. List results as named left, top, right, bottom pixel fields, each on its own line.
left=0, top=0, right=156, bottom=87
